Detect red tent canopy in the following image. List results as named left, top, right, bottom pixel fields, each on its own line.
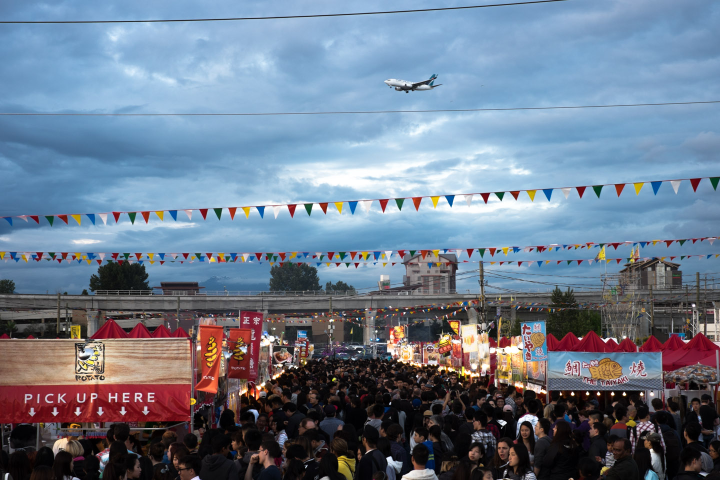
left=152, top=325, right=171, bottom=338
left=128, top=323, right=152, bottom=338
left=26, top=335, right=36, bottom=339
left=696, top=351, right=720, bottom=369
left=546, top=333, right=560, bottom=351
left=171, top=327, right=190, bottom=338
left=91, top=319, right=129, bottom=339
left=574, top=331, right=609, bottom=352
left=0, top=333, right=9, bottom=339
left=556, top=332, right=580, bottom=351
left=489, top=337, right=497, bottom=348
left=605, top=338, right=620, bottom=352
left=499, top=337, right=512, bottom=348
left=639, top=336, right=663, bottom=352
left=663, top=335, right=686, bottom=351
left=616, top=337, right=638, bottom=353
left=663, top=333, right=720, bottom=371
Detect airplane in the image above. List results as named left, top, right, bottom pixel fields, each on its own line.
left=384, top=74, right=442, bottom=93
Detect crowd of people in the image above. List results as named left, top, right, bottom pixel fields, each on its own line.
left=2, top=358, right=720, bottom=480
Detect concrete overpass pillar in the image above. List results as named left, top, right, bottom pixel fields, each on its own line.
left=87, top=310, right=99, bottom=338
left=467, top=308, right=478, bottom=325
left=364, top=310, right=376, bottom=345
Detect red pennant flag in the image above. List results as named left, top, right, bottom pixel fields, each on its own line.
left=135, top=253, right=142, bottom=260
left=480, top=193, right=491, bottom=204
left=518, top=261, right=523, bottom=266
left=319, top=203, right=328, bottom=214
left=118, top=260, right=124, bottom=265
left=350, top=252, right=357, bottom=260
left=160, top=261, right=165, bottom=265
left=112, top=212, right=121, bottom=222
left=182, top=253, right=189, bottom=259
left=228, top=207, right=237, bottom=220
left=557, top=260, right=562, bottom=265
left=287, top=205, right=297, bottom=217
left=489, top=248, right=496, bottom=257
left=327, top=252, right=335, bottom=260
left=692, top=238, right=698, bottom=244
left=379, top=199, right=389, bottom=212
left=96, top=260, right=102, bottom=265
left=354, top=263, right=359, bottom=268
left=336, top=263, right=341, bottom=267
left=670, top=256, right=676, bottom=261
left=57, top=259, right=62, bottom=263
left=665, top=240, right=674, bottom=247
left=199, top=209, right=208, bottom=220
left=255, top=253, right=262, bottom=261
left=510, top=191, right=520, bottom=200
left=577, top=260, right=583, bottom=265
left=36, top=252, right=43, bottom=260
left=30, top=216, right=39, bottom=224
left=206, top=253, right=213, bottom=260
left=614, top=184, right=625, bottom=196
left=58, top=215, right=68, bottom=224
left=610, top=243, right=621, bottom=250
left=111, top=253, right=119, bottom=260
left=576, top=186, right=586, bottom=198
left=690, top=178, right=702, bottom=192
left=397, top=250, right=406, bottom=258
left=141, top=211, right=150, bottom=223
left=412, top=197, right=422, bottom=210
left=466, top=249, right=473, bottom=258
left=279, top=253, right=286, bottom=261
left=421, top=250, right=429, bottom=259
left=616, top=258, right=622, bottom=264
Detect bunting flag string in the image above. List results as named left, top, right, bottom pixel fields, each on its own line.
left=2, top=252, right=719, bottom=266
left=0, top=234, right=716, bottom=265
left=2, top=176, right=718, bottom=227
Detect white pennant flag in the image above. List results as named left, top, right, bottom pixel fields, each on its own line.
left=360, top=200, right=373, bottom=213
left=18, top=215, right=29, bottom=222
left=527, top=261, right=534, bottom=266
left=385, top=250, right=393, bottom=260
left=710, top=238, right=716, bottom=246
left=98, top=253, right=106, bottom=261
left=183, top=209, right=193, bottom=220
left=588, top=259, right=594, bottom=265
left=670, top=180, right=681, bottom=194
left=273, top=206, right=281, bottom=219
left=464, top=194, right=473, bottom=206
left=455, top=249, right=462, bottom=258
left=98, top=213, right=108, bottom=225
left=169, top=253, right=178, bottom=259
left=242, top=253, right=250, bottom=262
left=561, top=188, right=571, bottom=199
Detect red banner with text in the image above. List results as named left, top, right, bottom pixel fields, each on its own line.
left=195, top=325, right=224, bottom=394
left=227, top=328, right=252, bottom=380
left=239, top=311, right=263, bottom=382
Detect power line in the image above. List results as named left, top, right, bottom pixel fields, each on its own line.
left=1, top=100, right=718, bottom=117
left=0, top=1, right=570, bottom=24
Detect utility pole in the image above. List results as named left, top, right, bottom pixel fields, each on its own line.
left=698, top=272, right=703, bottom=336
left=176, top=295, right=180, bottom=326
left=56, top=292, right=61, bottom=335
left=649, top=284, right=654, bottom=337
left=65, top=303, right=69, bottom=337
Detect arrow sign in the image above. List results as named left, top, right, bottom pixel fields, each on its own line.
left=74, top=407, right=82, bottom=416
left=97, top=407, right=104, bottom=416
left=51, top=407, right=59, bottom=417
left=29, top=408, right=36, bottom=417
left=142, top=406, right=150, bottom=415
left=119, top=407, right=127, bottom=416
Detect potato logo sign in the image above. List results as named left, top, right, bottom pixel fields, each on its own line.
left=75, top=342, right=105, bottom=380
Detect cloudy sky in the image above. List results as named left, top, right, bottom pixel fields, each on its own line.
left=0, top=0, right=718, bottom=295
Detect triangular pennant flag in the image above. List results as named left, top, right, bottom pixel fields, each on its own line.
left=112, top=212, right=121, bottom=223
left=395, top=198, right=404, bottom=211
left=86, top=214, right=96, bottom=225
left=466, top=249, right=474, bottom=258
left=45, top=216, right=54, bottom=226
left=378, top=199, right=389, bottom=212
left=592, top=185, right=603, bottom=198
left=334, top=202, right=344, bottom=214
left=495, top=192, right=505, bottom=201
left=489, top=247, right=496, bottom=257
left=430, top=196, right=440, bottom=208
left=543, top=189, right=553, bottom=201
left=527, top=190, right=537, bottom=202
left=318, top=203, right=328, bottom=214
left=228, top=207, right=237, bottom=220
left=127, top=212, right=136, bottom=224
left=283, top=205, right=295, bottom=218
left=478, top=248, right=485, bottom=257
left=614, top=184, right=625, bottom=196
left=213, top=208, right=222, bottom=220
left=348, top=201, right=358, bottom=214
left=463, top=194, right=472, bottom=206
left=510, top=191, right=520, bottom=200
left=141, top=211, right=150, bottom=223
left=199, top=209, right=208, bottom=220
left=256, top=206, right=265, bottom=218
left=502, top=247, right=509, bottom=256
left=575, top=186, right=586, bottom=198
left=360, top=200, right=373, bottom=212
left=561, top=187, right=571, bottom=199
left=241, top=207, right=251, bottom=218
left=633, top=182, right=644, bottom=195
left=304, top=203, right=313, bottom=216
left=670, top=180, right=681, bottom=194
left=71, top=214, right=81, bottom=225
left=155, top=211, right=164, bottom=221
left=710, top=178, right=719, bottom=191
left=690, top=178, right=702, bottom=192
left=412, top=197, right=422, bottom=210
left=651, top=181, right=662, bottom=195
left=273, top=206, right=281, bottom=219
left=184, top=209, right=193, bottom=220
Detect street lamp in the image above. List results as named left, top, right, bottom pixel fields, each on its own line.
left=328, top=319, right=336, bottom=359
left=373, top=329, right=379, bottom=359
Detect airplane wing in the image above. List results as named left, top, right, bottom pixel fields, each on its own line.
left=411, top=78, right=435, bottom=88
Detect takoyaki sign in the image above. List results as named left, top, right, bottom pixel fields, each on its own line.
left=547, top=352, right=662, bottom=390
left=0, top=338, right=191, bottom=423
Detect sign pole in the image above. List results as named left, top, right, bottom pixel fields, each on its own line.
left=190, top=319, right=197, bottom=434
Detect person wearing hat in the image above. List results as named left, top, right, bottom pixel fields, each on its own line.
left=320, top=405, right=345, bottom=440
left=358, top=426, right=388, bottom=480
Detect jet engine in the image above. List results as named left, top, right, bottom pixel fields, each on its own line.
left=395, top=86, right=405, bottom=91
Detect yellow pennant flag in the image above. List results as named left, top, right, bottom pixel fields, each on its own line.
left=432, top=249, right=439, bottom=258
left=634, top=183, right=644, bottom=195
left=0, top=252, right=4, bottom=260
left=545, top=260, right=551, bottom=264
left=148, top=253, right=154, bottom=260
left=22, top=254, right=28, bottom=262
left=527, top=190, right=537, bottom=202
left=155, top=211, right=164, bottom=221
left=383, top=263, right=387, bottom=267
left=86, top=259, right=92, bottom=265
left=334, top=202, right=343, bottom=214
left=242, top=207, right=251, bottom=218
left=149, top=260, right=155, bottom=265
left=350, top=327, right=353, bottom=334
left=596, top=246, right=606, bottom=261
left=502, top=247, right=509, bottom=256
left=606, top=259, right=612, bottom=264
left=290, top=252, right=297, bottom=259
left=326, top=263, right=331, bottom=267
left=431, top=196, right=440, bottom=208
left=71, top=214, right=81, bottom=225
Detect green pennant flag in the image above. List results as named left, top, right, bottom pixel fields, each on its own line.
left=45, top=216, right=54, bottom=226
left=409, top=250, right=416, bottom=257
left=346, top=263, right=351, bottom=268
left=567, top=260, right=572, bottom=265
left=49, top=252, right=55, bottom=259
left=123, top=253, right=130, bottom=259
left=128, top=212, right=137, bottom=224
left=681, top=256, right=686, bottom=260
left=273, top=255, right=278, bottom=262
left=479, top=248, right=485, bottom=258
left=599, top=243, right=605, bottom=248
left=267, top=253, right=273, bottom=261
left=339, top=252, right=346, bottom=259
left=319, top=255, right=325, bottom=261
left=395, top=198, right=404, bottom=211
left=495, top=192, right=505, bottom=201
left=304, top=203, right=313, bottom=216
left=195, top=253, right=202, bottom=260
left=711, top=177, right=719, bottom=191
left=214, top=208, right=222, bottom=220
left=679, top=239, right=686, bottom=246
left=592, top=185, right=603, bottom=198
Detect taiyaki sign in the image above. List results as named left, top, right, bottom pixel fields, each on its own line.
left=547, top=352, right=662, bottom=391
left=521, top=321, right=547, bottom=362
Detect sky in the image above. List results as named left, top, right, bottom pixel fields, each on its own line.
left=0, top=0, right=719, bottom=296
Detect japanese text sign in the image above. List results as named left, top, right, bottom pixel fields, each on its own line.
left=240, top=311, right=263, bottom=382
left=227, top=328, right=252, bottom=380
left=521, top=321, right=547, bottom=361
left=547, top=352, right=662, bottom=391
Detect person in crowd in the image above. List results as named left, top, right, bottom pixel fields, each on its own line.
left=532, top=419, right=551, bottom=478
left=604, top=439, right=639, bottom=480
left=400, top=444, right=437, bottom=480
left=666, top=400, right=682, bottom=437
left=709, top=440, right=720, bottom=473
left=329, top=439, right=355, bottom=480
left=319, top=406, right=344, bottom=440
left=503, top=443, right=536, bottom=480
left=34, top=449, right=55, bottom=470
left=52, top=451, right=80, bottom=480
left=471, top=412, right=496, bottom=459
left=102, top=462, right=127, bottom=480
left=8, top=451, right=32, bottom=480
left=573, top=457, right=599, bottom=480
left=674, top=447, right=704, bottom=480
left=83, top=456, right=100, bottom=480
left=643, top=432, right=665, bottom=480
left=655, top=411, right=681, bottom=479
left=515, top=422, right=535, bottom=466
left=245, top=441, right=282, bottom=480
left=631, top=406, right=665, bottom=454
left=610, top=405, right=629, bottom=440
left=316, top=454, right=346, bottom=480
left=286, top=443, right=319, bottom=480
left=123, top=456, right=142, bottom=480
left=684, top=422, right=713, bottom=473
left=489, top=437, right=512, bottom=480
left=516, top=400, right=540, bottom=439
left=700, top=395, right=719, bottom=447
left=575, top=411, right=591, bottom=452
left=542, top=420, right=577, bottom=480
left=199, top=434, right=239, bottom=480
left=29, top=466, right=54, bottom=480
left=587, top=422, right=607, bottom=466
left=634, top=448, right=659, bottom=480
left=176, top=456, right=201, bottom=480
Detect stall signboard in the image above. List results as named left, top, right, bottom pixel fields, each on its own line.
left=0, top=338, right=191, bottom=423
left=401, top=345, right=413, bottom=362
left=298, top=330, right=307, bottom=339
left=547, top=352, right=663, bottom=391
left=521, top=321, right=547, bottom=362
left=448, top=320, right=461, bottom=336
left=272, top=346, right=295, bottom=365
left=438, top=334, right=452, bottom=354
left=478, top=332, right=491, bottom=374
left=425, top=344, right=439, bottom=365
left=526, top=359, right=546, bottom=384
left=227, top=328, right=252, bottom=380
left=239, top=311, right=263, bottom=382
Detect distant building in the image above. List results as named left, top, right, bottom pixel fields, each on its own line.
left=618, top=259, right=682, bottom=290
left=402, top=253, right=457, bottom=294
left=152, top=282, right=204, bottom=295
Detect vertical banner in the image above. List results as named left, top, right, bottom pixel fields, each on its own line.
left=195, top=325, right=224, bottom=393
left=448, top=320, right=461, bottom=336
left=521, top=321, right=547, bottom=362
left=461, top=324, right=478, bottom=368
left=240, top=311, right=263, bottom=383
left=227, top=328, right=252, bottom=380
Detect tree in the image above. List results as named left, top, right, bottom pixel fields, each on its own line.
left=89, top=262, right=150, bottom=292
left=0, top=320, right=17, bottom=337
left=546, top=286, right=602, bottom=338
left=325, top=280, right=355, bottom=293
left=269, top=263, right=321, bottom=292
left=0, top=279, right=15, bottom=294
left=81, top=289, right=89, bottom=295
